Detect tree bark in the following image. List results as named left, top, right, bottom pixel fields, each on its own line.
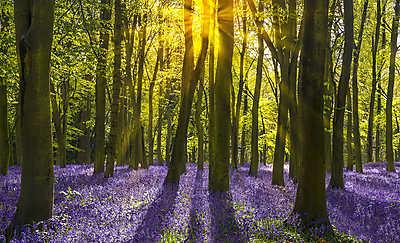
left=367, top=0, right=382, bottom=163
left=346, top=87, right=353, bottom=170
left=209, top=0, right=233, bottom=192
left=105, top=0, right=123, bottom=177
left=352, top=0, right=369, bottom=173
left=330, top=0, right=354, bottom=189
left=9, top=0, right=55, bottom=232
left=94, top=0, right=111, bottom=174
left=291, top=0, right=332, bottom=232
left=0, top=82, right=9, bottom=175
left=386, top=0, right=400, bottom=172
left=249, top=0, right=264, bottom=177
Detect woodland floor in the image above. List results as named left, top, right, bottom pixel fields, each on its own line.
left=0, top=162, right=399, bottom=242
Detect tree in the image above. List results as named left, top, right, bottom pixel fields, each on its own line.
left=386, top=0, right=400, bottom=172
left=249, top=0, right=264, bottom=177
left=8, top=0, right=55, bottom=233
left=367, top=0, right=383, bottom=163
left=0, top=79, right=9, bottom=175
left=105, top=0, right=123, bottom=177
left=331, top=0, right=354, bottom=189
left=166, top=0, right=209, bottom=183
left=209, top=0, right=233, bottom=192
left=352, top=0, right=369, bottom=173
left=290, top=0, right=332, bottom=232
left=94, top=0, right=111, bottom=174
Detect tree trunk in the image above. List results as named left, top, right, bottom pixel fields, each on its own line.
left=288, top=0, right=299, bottom=181
left=346, top=87, right=353, bottom=170
left=208, top=0, right=216, bottom=184
left=0, top=82, right=9, bottom=175
left=105, top=0, right=123, bottom=177
left=352, top=0, right=369, bottom=173
left=291, top=0, right=332, bottom=232
left=148, top=41, right=164, bottom=166
left=330, top=0, right=354, bottom=189
left=209, top=0, right=233, bottom=192
left=249, top=0, right=264, bottom=177
left=386, top=0, right=400, bottom=172
left=167, top=0, right=210, bottom=182
left=195, top=76, right=205, bottom=170
left=367, top=0, right=382, bottom=163
left=94, top=0, right=111, bottom=174
left=9, top=0, right=55, bottom=231
left=240, top=92, right=248, bottom=165
left=132, top=15, right=147, bottom=170
left=77, top=98, right=91, bottom=164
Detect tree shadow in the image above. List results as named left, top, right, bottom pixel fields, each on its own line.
left=327, top=188, right=400, bottom=242
left=187, top=168, right=205, bottom=241
left=132, top=181, right=179, bottom=242
left=209, top=191, right=247, bottom=242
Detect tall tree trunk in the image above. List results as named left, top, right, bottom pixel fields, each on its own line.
left=0, top=82, right=9, bottom=175
left=94, top=0, right=111, bottom=174
left=367, top=0, right=382, bottom=163
left=195, top=76, right=205, bottom=170
left=288, top=0, right=300, bottom=181
left=330, top=0, right=354, bottom=189
left=240, top=92, right=248, bottom=165
left=249, top=0, right=264, bottom=177
left=352, top=0, right=369, bottom=173
left=209, top=0, right=233, bottom=192
left=272, top=0, right=290, bottom=186
left=77, top=98, right=91, bottom=164
left=376, top=83, right=382, bottom=162
left=232, top=0, right=248, bottom=170
left=291, top=0, right=331, bottom=232
left=208, top=0, right=216, bottom=184
left=105, top=0, right=123, bottom=177
left=167, top=0, right=210, bottom=183
left=132, top=15, right=147, bottom=170
left=346, top=87, right=353, bottom=170
left=386, top=0, right=400, bottom=172
left=8, top=0, right=55, bottom=232
left=148, top=40, right=164, bottom=166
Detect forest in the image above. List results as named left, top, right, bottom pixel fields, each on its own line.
left=0, top=0, right=399, bottom=241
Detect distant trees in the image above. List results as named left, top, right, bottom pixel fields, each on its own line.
left=9, top=0, right=55, bottom=232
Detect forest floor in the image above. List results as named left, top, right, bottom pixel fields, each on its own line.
left=0, top=162, right=399, bottom=242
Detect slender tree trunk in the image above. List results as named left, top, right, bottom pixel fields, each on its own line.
left=208, top=0, right=216, bottom=183
left=288, top=0, right=299, bottom=181
left=156, top=83, right=163, bottom=165
left=249, top=0, right=264, bottom=177
left=105, top=0, right=123, bottom=177
left=232, top=0, right=248, bottom=170
left=167, top=0, right=210, bottom=182
left=132, top=15, right=147, bottom=170
left=376, top=83, right=382, bottom=162
left=352, top=0, right=369, bottom=173
left=367, top=0, right=382, bottom=163
left=291, top=0, right=331, bottom=232
left=272, top=0, right=289, bottom=186
left=94, top=0, right=111, bottom=174
left=209, top=0, right=233, bottom=192
left=0, top=82, right=9, bottom=175
left=330, top=0, right=354, bottom=189
left=77, top=98, right=91, bottom=164
left=148, top=41, right=163, bottom=166
left=195, top=76, right=205, bottom=170
left=240, top=92, right=248, bottom=165
left=50, top=81, right=66, bottom=168
left=8, top=0, right=55, bottom=232
left=346, top=87, right=353, bottom=170
left=386, top=0, right=400, bottom=172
